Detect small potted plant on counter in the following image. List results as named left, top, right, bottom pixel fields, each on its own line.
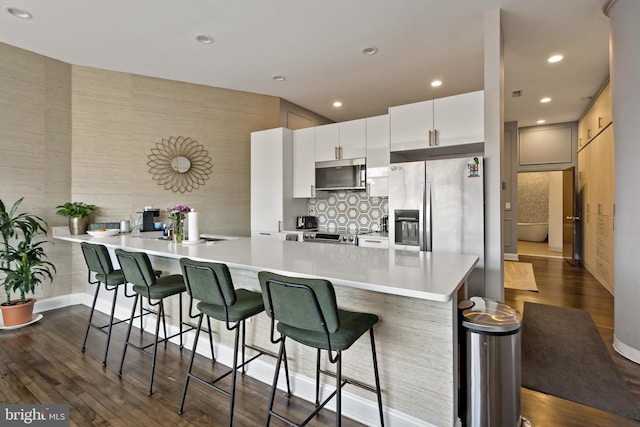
left=55, top=201, right=96, bottom=235
left=0, top=197, right=56, bottom=327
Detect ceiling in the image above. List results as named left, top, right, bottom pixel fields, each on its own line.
left=0, top=0, right=611, bottom=127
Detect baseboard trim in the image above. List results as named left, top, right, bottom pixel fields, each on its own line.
left=613, top=335, right=640, bottom=365
left=33, top=294, right=436, bottom=427
left=504, top=253, right=519, bottom=261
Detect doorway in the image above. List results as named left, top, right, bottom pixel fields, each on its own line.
left=516, top=171, right=563, bottom=258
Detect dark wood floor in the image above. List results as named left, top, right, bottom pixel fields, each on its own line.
left=0, top=304, right=365, bottom=426
left=505, top=255, right=640, bottom=427
left=1, top=255, right=639, bottom=426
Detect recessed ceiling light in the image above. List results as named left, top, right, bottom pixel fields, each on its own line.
left=272, top=75, right=286, bottom=82
left=333, top=101, right=343, bottom=108
left=361, top=46, right=378, bottom=56
left=548, top=54, right=564, bottom=63
left=540, top=97, right=552, bottom=103
left=195, top=34, right=213, bottom=44
left=431, top=80, right=443, bottom=87
left=537, top=120, right=546, bottom=124
left=6, top=7, right=32, bottom=19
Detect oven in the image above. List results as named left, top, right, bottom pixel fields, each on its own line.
left=301, top=231, right=357, bottom=245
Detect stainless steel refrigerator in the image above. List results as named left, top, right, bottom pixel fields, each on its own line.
left=389, top=156, right=484, bottom=296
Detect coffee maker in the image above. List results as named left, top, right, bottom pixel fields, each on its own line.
left=139, top=208, right=160, bottom=232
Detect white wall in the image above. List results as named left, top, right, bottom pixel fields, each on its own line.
left=610, top=0, right=640, bottom=363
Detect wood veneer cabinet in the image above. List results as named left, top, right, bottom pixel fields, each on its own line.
left=578, top=81, right=615, bottom=292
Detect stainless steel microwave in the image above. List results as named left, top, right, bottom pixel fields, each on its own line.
left=315, top=158, right=366, bottom=191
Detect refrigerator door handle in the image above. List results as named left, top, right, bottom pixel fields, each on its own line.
left=424, top=182, right=432, bottom=251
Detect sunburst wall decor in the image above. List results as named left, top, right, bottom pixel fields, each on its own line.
left=147, top=136, right=213, bottom=193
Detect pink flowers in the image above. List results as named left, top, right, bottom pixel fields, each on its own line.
left=167, top=205, right=190, bottom=222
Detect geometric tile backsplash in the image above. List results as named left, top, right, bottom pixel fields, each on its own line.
left=308, top=191, right=388, bottom=232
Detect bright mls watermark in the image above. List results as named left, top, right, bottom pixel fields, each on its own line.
left=0, top=404, right=69, bottom=426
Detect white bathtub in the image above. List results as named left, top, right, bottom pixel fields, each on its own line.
left=518, top=222, right=548, bottom=242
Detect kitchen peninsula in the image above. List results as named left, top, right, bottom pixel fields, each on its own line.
left=55, top=228, right=477, bottom=427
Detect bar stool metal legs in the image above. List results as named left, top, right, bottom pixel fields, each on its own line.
left=115, top=248, right=195, bottom=396
left=81, top=278, right=120, bottom=366
left=259, top=271, right=385, bottom=427
left=177, top=258, right=291, bottom=427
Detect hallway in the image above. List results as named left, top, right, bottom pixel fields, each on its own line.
left=506, top=255, right=640, bottom=426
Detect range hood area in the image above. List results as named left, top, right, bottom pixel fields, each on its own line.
left=315, top=157, right=366, bottom=191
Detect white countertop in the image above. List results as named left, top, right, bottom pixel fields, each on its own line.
left=54, top=227, right=477, bottom=302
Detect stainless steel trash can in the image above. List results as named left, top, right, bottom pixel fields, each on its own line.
left=459, top=296, right=530, bottom=427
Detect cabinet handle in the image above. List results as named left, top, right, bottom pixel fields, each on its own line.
left=366, top=183, right=370, bottom=195
left=339, top=146, right=343, bottom=159
left=434, top=129, right=439, bottom=146
left=363, top=240, right=382, bottom=244
left=260, top=232, right=271, bottom=236
left=428, top=130, right=433, bottom=147
left=587, top=128, right=592, bottom=139
left=579, top=138, right=583, bottom=147
left=311, top=185, right=315, bottom=197
left=598, top=116, right=603, bottom=129
left=278, top=221, right=282, bottom=232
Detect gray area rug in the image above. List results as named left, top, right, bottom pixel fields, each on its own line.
left=522, top=302, right=640, bottom=420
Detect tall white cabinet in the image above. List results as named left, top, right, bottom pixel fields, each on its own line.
left=251, top=128, right=308, bottom=238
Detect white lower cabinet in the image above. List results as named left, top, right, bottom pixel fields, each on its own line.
left=357, top=236, right=389, bottom=249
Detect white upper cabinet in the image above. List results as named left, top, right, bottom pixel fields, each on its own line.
left=366, top=114, right=389, bottom=197
left=390, top=90, right=484, bottom=151
left=339, top=119, right=366, bottom=159
left=315, top=123, right=339, bottom=161
left=389, top=100, right=434, bottom=151
left=315, top=119, right=366, bottom=161
left=293, top=127, right=316, bottom=198
left=433, top=90, right=484, bottom=146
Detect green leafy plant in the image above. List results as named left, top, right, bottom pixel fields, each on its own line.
left=0, top=197, right=56, bottom=305
left=55, top=201, right=96, bottom=218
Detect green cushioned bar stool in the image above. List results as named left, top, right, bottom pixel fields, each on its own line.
left=80, top=242, right=162, bottom=367
left=178, top=258, right=290, bottom=427
left=115, top=248, right=196, bottom=396
left=258, top=271, right=384, bottom=427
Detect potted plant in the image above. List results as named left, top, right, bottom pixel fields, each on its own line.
left=0, top=197, right=56, bottom=326
left=55, top=201, right=96, bottom=235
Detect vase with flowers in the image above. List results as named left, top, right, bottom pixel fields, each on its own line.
left=166, top=205, right=190, bottom=243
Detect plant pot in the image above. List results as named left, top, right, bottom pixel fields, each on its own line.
left=0, top=298, right=36, bottom=326
left=69, top=217, right=90, bottom=235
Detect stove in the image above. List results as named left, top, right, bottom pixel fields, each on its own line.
left=302, top=231, right=357, bottom=245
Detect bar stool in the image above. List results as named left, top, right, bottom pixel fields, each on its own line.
left=177, top=258, right=290, bottom=427
left=80, top=242, right=127, bottom=366
left=80, top=242, right=162, bottom=366
left=258, top=271, right=384, bottom=427
left=115, top=248, right=195, bottom=395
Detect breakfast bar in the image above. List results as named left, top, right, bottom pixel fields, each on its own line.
left=55, top=229, right=478, bottom=427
